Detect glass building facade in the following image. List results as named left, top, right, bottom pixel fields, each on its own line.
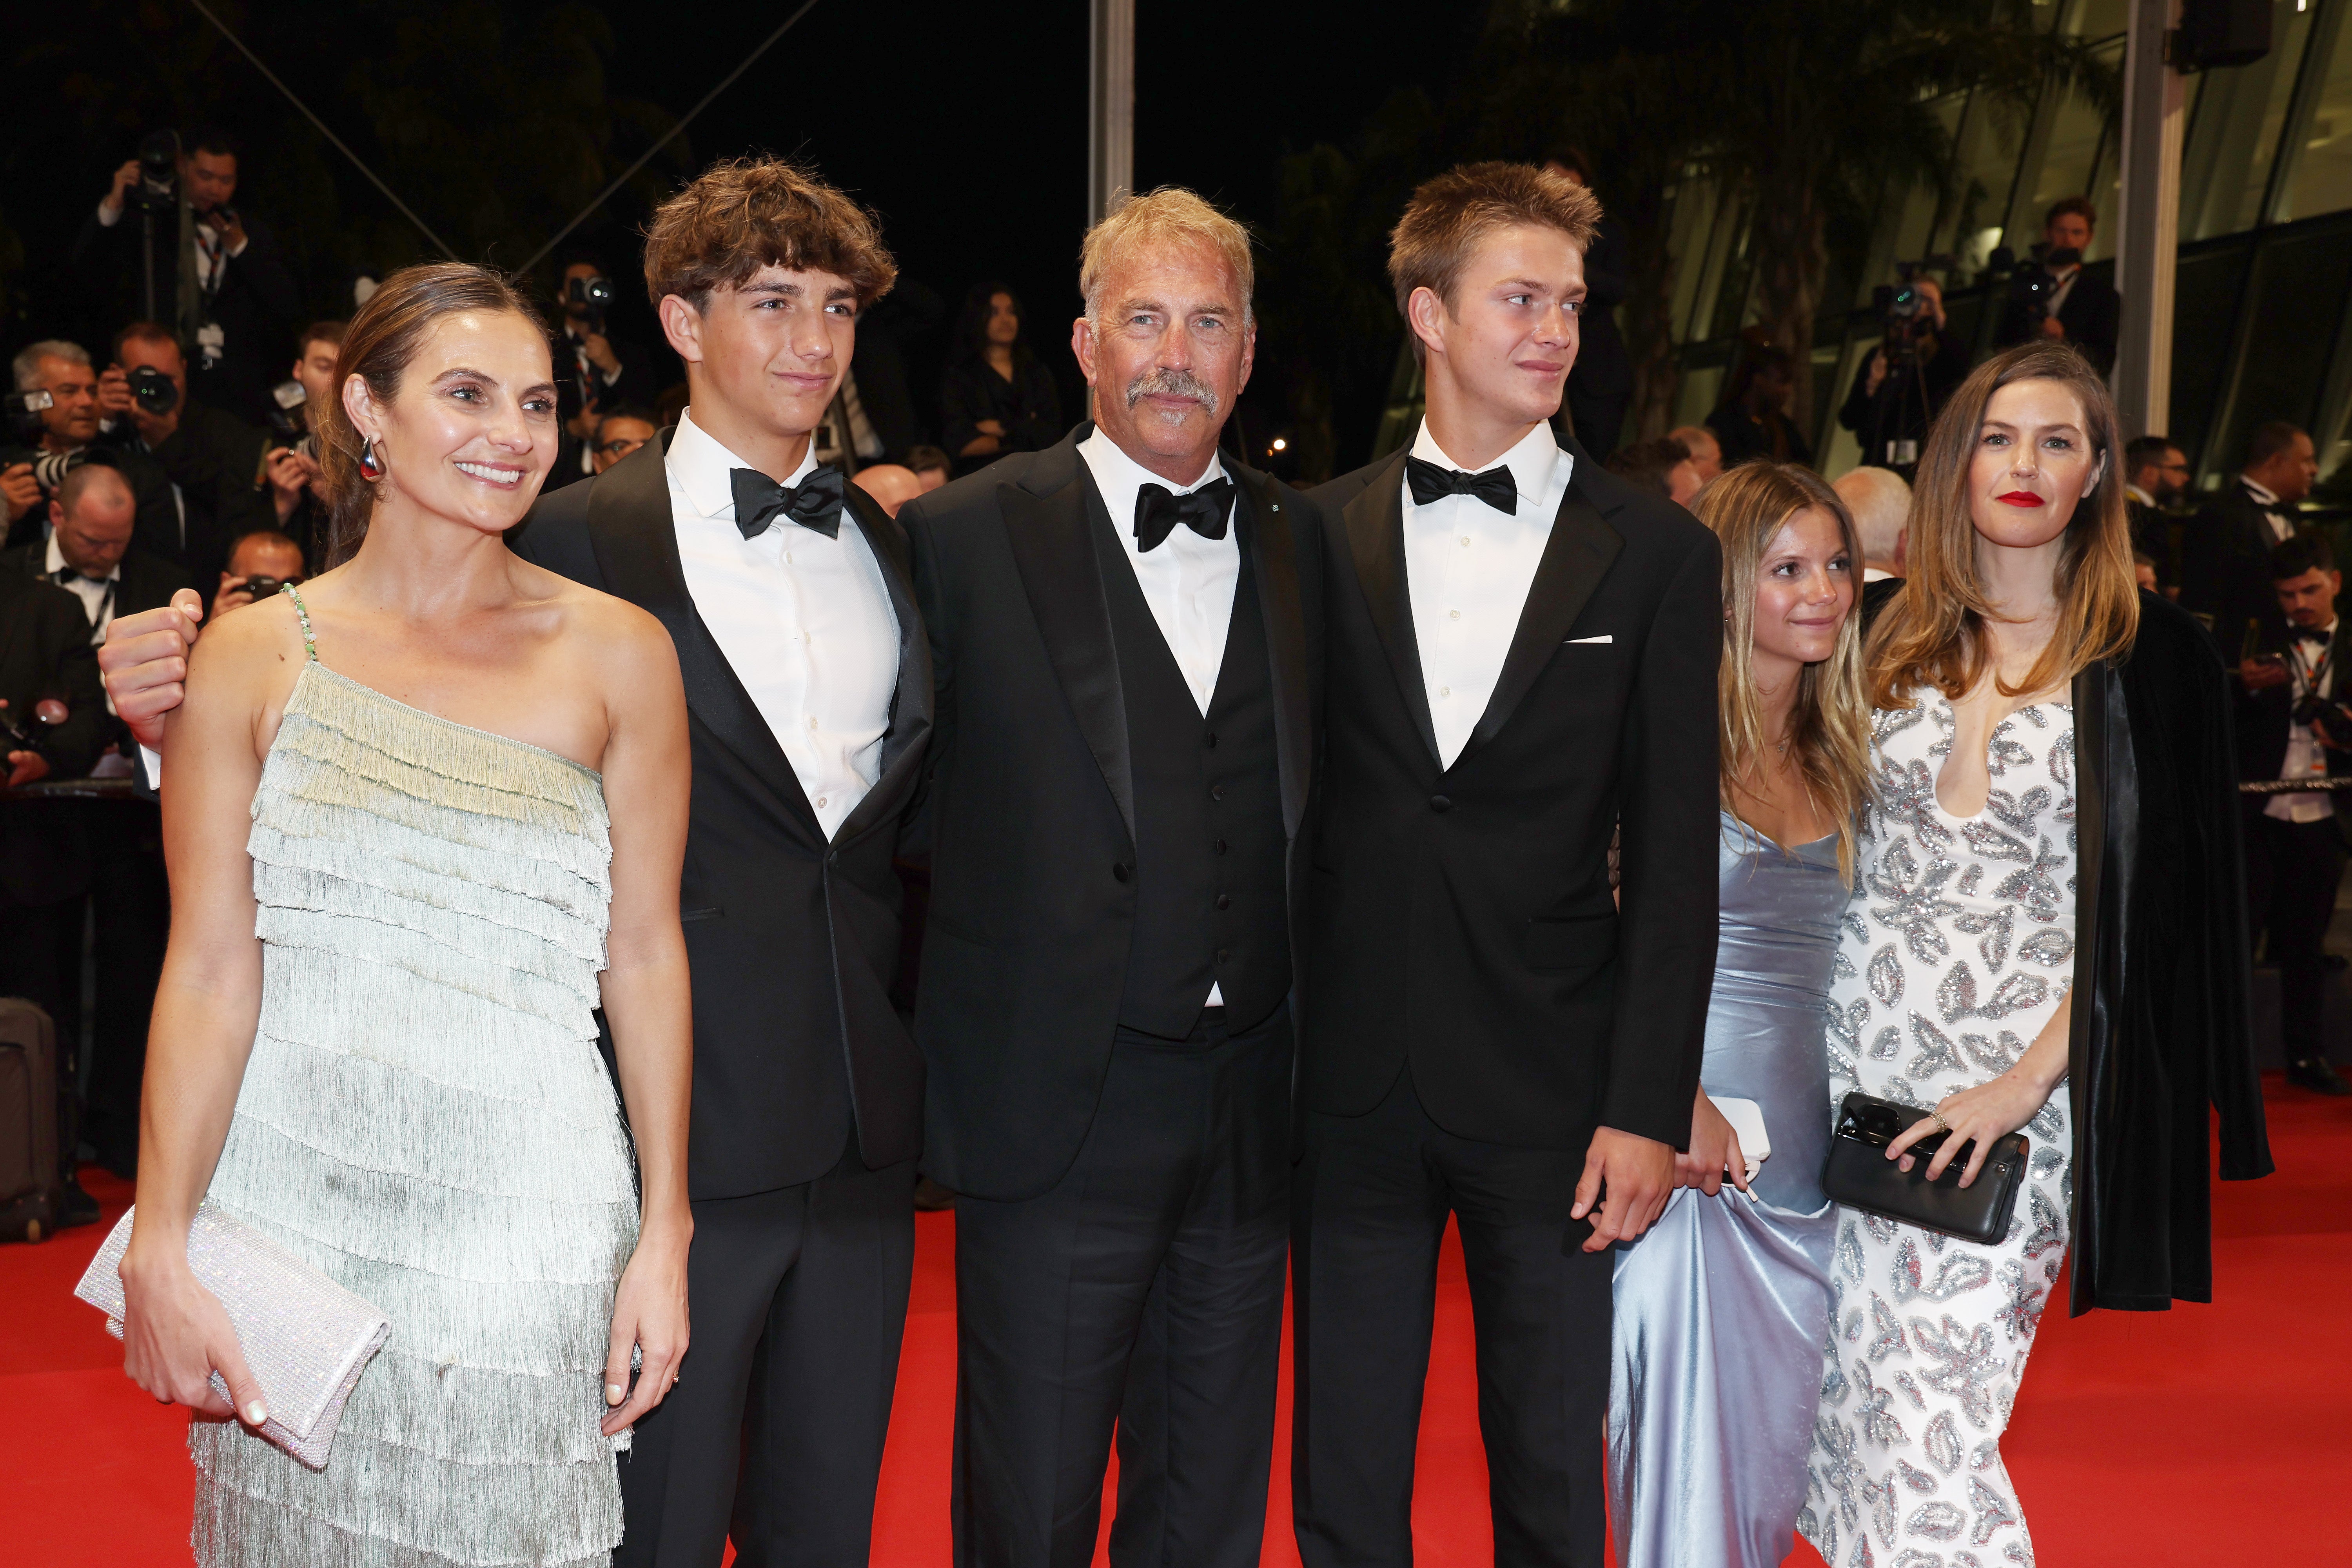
left=1657, top=0, right=2352, bottom=492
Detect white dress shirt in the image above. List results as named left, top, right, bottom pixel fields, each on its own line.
left=1078, top=427, right=1238, bottom=713
left=45, top=534, right=119, bottom=643
left=2242, top=475, right=2294, bottom=544
left=1078, top=427, right=1240, bottom=1003
left=1401, top=420, right=1573, bottom=768
left=667, top=410, right=901, bottom=840
left=2269, top=618, right=2338, bottom=825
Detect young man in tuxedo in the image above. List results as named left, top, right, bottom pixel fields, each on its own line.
left=95, top=156, right=931, bottom=1568
left=2183, top=420, right=2319, bottom=651
left=1291, top=163, right=1719, bottom=1568
left=899, top=188, right=1321, bottom=1568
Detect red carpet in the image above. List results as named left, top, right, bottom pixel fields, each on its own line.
left=9, top=1079, right=2341, bottom=1566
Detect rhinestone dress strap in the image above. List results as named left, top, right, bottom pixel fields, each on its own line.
left=283, top=583, right=318, bottom=663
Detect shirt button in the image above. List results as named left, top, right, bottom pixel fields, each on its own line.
left=1459, top=537, right=1471, bottom=548
left=816, top=796, right=828, bottom=808
left=1439, top=686, right=1450, bottom=697
left=1449, top=609, right=1461, bottom=619
left=808, top=716, right=818, bottom=730
left=784, top=552, right=793, bottom=564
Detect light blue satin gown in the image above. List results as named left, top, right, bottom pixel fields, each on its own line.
left=1606, top=811, right=1844, bottom=1567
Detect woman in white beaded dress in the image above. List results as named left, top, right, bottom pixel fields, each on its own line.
left=1607, top=461, right=1873, bottom=1567
left=1800, top=342, right=2269, bottom=1567
left=119, top=262, right=693, bottom=1568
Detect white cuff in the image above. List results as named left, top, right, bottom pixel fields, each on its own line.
left=139, top=744, right=163, bottom=793
left=98, top=199, right=124, bottom=227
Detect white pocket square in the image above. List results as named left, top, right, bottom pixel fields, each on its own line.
left=1565, top=634, right=1612, bottom=644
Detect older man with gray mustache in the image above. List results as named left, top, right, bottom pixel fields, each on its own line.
left=900, top=187, right=1324, bottom=1568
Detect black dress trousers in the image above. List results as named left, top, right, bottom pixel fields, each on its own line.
left=951, top=1003, right=1293, bottom=1568
left=1290, top=1065, right=1615, bottom=1568
left=2243, top=808, right=2347, bottom=1065
left=614, top=1148, right=916, bottom=1568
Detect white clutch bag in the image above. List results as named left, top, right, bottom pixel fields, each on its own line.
left=75, top=1200, right=391, bottom=1470
left=1710, top=1096, right=1773, bottom=1184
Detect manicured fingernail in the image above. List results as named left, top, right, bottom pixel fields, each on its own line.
left=244, top=1401, right=269, bottom=1425
left=607, top=1382, right=626, bottom=1405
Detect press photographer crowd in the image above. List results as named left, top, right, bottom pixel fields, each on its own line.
left=0, top=137, right=2338, bottom=1266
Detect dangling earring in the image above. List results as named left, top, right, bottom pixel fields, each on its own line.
left=358, top=437, right=385, bottom=481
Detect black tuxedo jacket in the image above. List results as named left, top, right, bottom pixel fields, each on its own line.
left=510, top=432, right=933, bottom=1198
left=2233, top=615, right=2352, bottom=800
left=2179, top=480, right=2302, bottom=650
left=71, top=211, right=301, bottom=423
left=901, top=425, right=1323, bottom=1201
left=1301, top=443, right=1720, bottom=1151
left=0, top=570, right=109, bottom=906
left=2, top=541, right=190, bottom=621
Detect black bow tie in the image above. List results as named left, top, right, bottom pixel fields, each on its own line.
left=1134, top=477, right=1234, bottom=552
left=1406, top=454, right=1518, bottom=515
left=730, top=465, right=846, bottom=541
left=2295, top=626, right=2333, bottom=647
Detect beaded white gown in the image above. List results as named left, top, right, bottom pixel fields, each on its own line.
left=1800, top=691, right=2076, bottom=1568
left=190, top=589, right=638, bottom=1567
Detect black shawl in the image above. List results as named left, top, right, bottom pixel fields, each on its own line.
left=1864, top=580, right=2273, bottom=1313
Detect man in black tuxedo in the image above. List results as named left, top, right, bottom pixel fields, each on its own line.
left=74, top=129, right=301, bottom=424
left=97, top=157, right=932, bottom=1568
left=98, top=322, right=274, bottom=591
left=0, top=463, right=189, bottom=1175
left=1292, top=162, right=1717, bottom=1568
left=2123, top=433, right=2190, bottom=593
left=901, top=187, right=1321, bottom=1568
left=2236, top=532, right=2352, bottom=1096
left=2182, top=421, right=2319, bottom=652
left=1994, top=196, right=2120, bottom=377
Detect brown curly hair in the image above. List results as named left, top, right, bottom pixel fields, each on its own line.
left=642, top=156, right=898, bottom=313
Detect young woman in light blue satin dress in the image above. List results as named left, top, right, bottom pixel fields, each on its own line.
left=1607, top=461, right=1875, bottom=1567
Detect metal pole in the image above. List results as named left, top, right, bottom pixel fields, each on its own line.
left=2112, top=0, right=2188, bottom=440
left=1089, top=0, right=1135, bottom=225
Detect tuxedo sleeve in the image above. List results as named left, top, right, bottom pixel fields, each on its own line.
left=899, top=496, right=955, bottom=861
left=1602, top=528, right=1721, bottom=1147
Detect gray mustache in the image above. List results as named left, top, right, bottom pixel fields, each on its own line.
left=1125, top=368, right=1220, bottom=418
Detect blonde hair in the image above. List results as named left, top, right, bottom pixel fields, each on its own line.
left=1388, top=163, right=1602, bottom=362
left=1695, top=462, right=1873, bottom=883
left=1867, top=341, right=2139, bottom=709
left=1079, top=187, right=1254, bottom=327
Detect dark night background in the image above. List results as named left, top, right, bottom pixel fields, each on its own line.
left=2, top=0, right=1481, bottom=476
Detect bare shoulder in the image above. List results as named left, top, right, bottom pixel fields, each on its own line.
left=185, top=592, right=309, bottom=706
left=517, top=560, right=681, bottom=699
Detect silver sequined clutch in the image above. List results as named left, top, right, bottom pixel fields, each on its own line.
left=74, top=1200, right=392, bottom=1470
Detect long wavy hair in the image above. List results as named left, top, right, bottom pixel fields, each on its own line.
left=1867, top=341, right=2140, bottom=708
left=315, top=262, right=544, bottom=568
left=1694, top=461, right=1873, bottom=883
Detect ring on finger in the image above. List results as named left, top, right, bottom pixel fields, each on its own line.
left=1925, top=1111, right=1950, bottom=1136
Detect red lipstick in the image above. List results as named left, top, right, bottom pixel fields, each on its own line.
left=1995, top=490, right=2045, bottom=507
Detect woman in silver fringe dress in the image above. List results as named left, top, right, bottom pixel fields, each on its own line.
left=119, top=263, right=693, bottom=1567
left=1607, top=462, right=1873, bottom=1567
left=1800, top=344, right=2268, bottom=1567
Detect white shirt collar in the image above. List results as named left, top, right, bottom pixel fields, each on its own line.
left=1408, top=419, right=1567, bottom=513
left=2243, top=475, right=2281, bottom=507
left=1076, top=424, right=1228, bottom=524
left=44, top=532, right=117, bottom=584
left=666, top=407, right=820, bottom=523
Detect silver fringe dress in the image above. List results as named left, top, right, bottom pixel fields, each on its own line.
left=191, top=591, right=639, bottom=1568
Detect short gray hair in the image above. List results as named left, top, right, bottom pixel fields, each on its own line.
left=1833, top=465, right=1913, bottom=567
left=13, top=339, right=90, bottom=392
left=1080, top=187, right=1254, bottom=329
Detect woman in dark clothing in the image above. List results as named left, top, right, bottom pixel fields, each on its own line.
left=940, top=282, right=1062, bottom=476
left=1707, top=339, right=1814, bottom=469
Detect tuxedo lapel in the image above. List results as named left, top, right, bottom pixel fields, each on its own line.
left=1234, top=463, right=1311, bottom=840
left=999, top=433, right=1136, bottom=844
left=1339, top=450, right=1440, bottom=767
left=584, top=434, right=824, bottom=844
left=1455, top=460, right=1625, bottom=766
left=834, top=485, right=931, bottom=845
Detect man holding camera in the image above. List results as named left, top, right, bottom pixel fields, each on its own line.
left=1994, top=196, right=2120, bottom=376
left=76, top=128, right=300, bottom=424
left=2238, top=532, right=2352, bottom=1096
left=548, top=252, right=658, bottom=491
left=97, top=322, right=272, bottom=591
left=261, top=321, right=347, bottom=570
left=3, top=342, right=178, bottom=564
left=211, top=526, right=305, bottom=619
left=1838, top=271, right=1968, bottom=480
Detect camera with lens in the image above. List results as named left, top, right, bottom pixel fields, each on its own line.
left=565, top=273, right=614, bottom=337
left=27, top=448, right=88, bottom=500
left=4, top=389, right=53, bottom=440
left=0, top=696, right=70, bottom=763
left=1992, top=242, right=2080, bottom=328
left=1870, top=258, right=1948, bottom=364
left=268, top=378, right=308, bottom=439
left=129, top=129, right=181, bottom=215
left=128, top=363, right=180, bottom=417
left=2292, top=690, right=2352, bottom=744
left=239, top=575, right=290, bottom=602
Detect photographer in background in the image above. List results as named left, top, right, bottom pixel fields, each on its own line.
left=75, top=127, right=300, bottom=423
left=2124, top=434, right=2191, bottom=593
left=210, top=525, right=304, bottom=619
left=590, top=404, right=657, bottom=475
left=548, top=251, right=655, bottom=490
left=1993, top=196, right=2120, bottom=376
left=97, top=322, right=271, bottom=591
left=0, top=465, right=188, bottom=1176
left=1837, top=269, right=1967, bottom=479
left=2, top=342, right=177, bottom=561
left=260, top=320, right=346, bottom=569
left=2237, top=532, right=2352, bottom=1097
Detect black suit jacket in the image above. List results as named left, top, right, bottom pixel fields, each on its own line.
left=510, top=432, right=933, bottom=1198
left=99, top=403, right=272, bottom=589
left=2179, top=480, right=2301, bottom=650
left=0, top=570, right=109, bottom=906
left=1998, top=266, right=2121, bottom=377
left=1, top=543, right=189, bottom=619
left=1301, top=443, right=1720, bottom=1150
left=901, top=425, right=1323, bottom=1201
left=71, top=210, right=301, bottom=423
left=2232, top=614, right=2352, bottom=804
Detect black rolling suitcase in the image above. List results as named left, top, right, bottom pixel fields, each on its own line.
left=0, top=996, right=60, bottom=1243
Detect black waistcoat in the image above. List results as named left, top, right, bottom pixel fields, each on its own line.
left=1089, top=488, right=1290, bottom=1037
